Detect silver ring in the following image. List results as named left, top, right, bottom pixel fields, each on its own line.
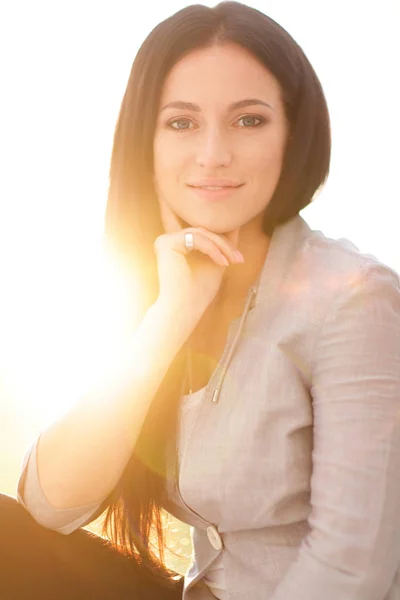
left=184, top=232, right=194, bottom=253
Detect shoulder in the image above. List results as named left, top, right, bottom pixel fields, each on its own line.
left=276, top=217, right=400, bottom=337
left=296, top=219, right=400, bottom=301
left=290, top=221, right=400, bottom=381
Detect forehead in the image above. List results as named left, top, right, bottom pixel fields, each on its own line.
left=159, top=43, right=282, bottom=107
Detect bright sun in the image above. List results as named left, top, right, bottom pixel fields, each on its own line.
left=0, top=245, right=144, bottom=427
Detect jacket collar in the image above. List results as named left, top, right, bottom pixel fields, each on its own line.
left=253, top=214, right=312, bottom=307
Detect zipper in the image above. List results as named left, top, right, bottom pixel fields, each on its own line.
left=210, top=285, right=257, bottom=404
left=172, top=283, right=258, bottom=519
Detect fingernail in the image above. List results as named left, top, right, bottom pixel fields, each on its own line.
left=234, top=251, right=245, bottom=262
left=222, top=256, right=230, bottom=266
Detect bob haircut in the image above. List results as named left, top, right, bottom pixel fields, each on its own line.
left=101, top=0, right=331, bottom=588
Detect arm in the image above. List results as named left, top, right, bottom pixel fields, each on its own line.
left=270, top=262, right=400, bottom=600
left=17, top=437, right=106, bottom=533
left=19, top=298, right=197, bottom=513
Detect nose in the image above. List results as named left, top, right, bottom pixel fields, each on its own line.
left=195, top=127, right=232, bottom=168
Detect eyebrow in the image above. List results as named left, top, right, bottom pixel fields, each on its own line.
left=160, top=98, right=275, bottom=113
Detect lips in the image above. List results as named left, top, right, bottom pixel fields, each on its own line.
left=194, top=185, right=236, bottom=190
left=188, top=184, right=242, bottom=202
left=188, top=178, right=243, bottom=188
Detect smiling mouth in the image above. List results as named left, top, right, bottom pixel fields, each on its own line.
left=187, top=185, right=243, bottom=203
left=192, top=186, right=241, bottom=190
left=188, top=184, right=244, bottom=190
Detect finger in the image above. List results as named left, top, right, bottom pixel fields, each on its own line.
left=175, top=232, right=230, bottom=267
left=191, top=227, right=244, bottom=263
left=225, top=227, right=241, bottom=248
left=156, top=230, right=229, bottom=267
left=158, top=198, right=183, bottom=234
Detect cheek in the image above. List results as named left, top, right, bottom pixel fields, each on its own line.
left=241, top=130, right=287, bottom=171
left=242, top=148, right=284, bottom=179
left=153, top=134, right=187, bottom=179
left=153, top=137, right=165, bottom=178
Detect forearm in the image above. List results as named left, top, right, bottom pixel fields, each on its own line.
left=36, top=299, right=196, bottom=510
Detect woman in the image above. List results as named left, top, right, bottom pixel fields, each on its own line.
left=2, top=2, right=400, bottom=599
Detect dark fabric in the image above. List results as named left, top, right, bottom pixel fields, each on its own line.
left=0, top=494, right=183, bottom=600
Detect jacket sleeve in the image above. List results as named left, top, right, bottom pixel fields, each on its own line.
left=270, top=262, right=400, bottom=600
left=17, top=434, right=108, bottom=534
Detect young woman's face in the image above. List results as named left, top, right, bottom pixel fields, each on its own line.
left=153, top=43, right=289, bottom=234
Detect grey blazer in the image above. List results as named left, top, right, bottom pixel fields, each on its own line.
left=18, top=214, right=400, bottom=600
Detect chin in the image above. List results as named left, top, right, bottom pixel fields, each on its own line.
left=182, top=215, right=243, bottom=235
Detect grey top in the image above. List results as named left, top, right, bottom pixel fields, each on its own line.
left=18, top=214, right=400, bottom=600
left=18, top=437, right=105, bottom=534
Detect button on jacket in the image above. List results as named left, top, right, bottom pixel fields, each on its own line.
left=18, top=214, right=400, bottom=600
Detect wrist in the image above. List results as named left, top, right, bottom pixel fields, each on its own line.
left=152, top=296, right=203, bottom=328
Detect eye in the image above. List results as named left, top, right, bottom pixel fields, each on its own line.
left=237, top=115, right=265, bottom=128
left=167, top=118, right=194, bottom=131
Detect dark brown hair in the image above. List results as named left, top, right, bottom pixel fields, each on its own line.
left=101, top=0, right=331, bottom=586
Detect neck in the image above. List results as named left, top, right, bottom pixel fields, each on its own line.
left=217, top=222, right=270, bottom=305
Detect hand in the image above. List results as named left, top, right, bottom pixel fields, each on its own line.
left=154, top=198, right=243, bottom=320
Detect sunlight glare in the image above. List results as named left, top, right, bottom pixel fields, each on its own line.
left=0, top=246, right=144, bottom=427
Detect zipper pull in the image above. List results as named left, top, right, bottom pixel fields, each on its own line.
left=211, top=388, right=221, bottom=404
